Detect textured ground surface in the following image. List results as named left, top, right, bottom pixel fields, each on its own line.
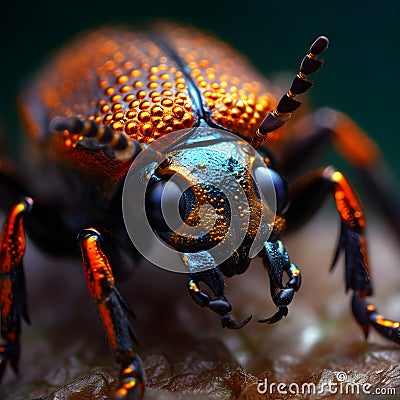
left=2, top=213, right=400, bottom=399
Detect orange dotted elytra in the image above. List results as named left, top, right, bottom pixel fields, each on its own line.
left=124, top=94, right=135, bottom=102
left=161, top=99, right=173, bottom=108
left=137, top=90, right=147, bottom=99
left=112, top=103, right=123, bottom=112
left=120, top=85, right=130, bottom=93
left=163, top=115, right=173, bottom=124
left=129, top=69, right=141, bottom=77
left=150, top=91, right=160, bottom=99
left=172, top=106, right=184, bottom=118
left=26, top=24, right=278, bottom=149
left=110, top=94, right=121, bottom=103
left=105, top=87, right=115, bottom=96
left=113, top=111, right=124, bottom=121
left=133, top=80, right=143, bottom=89
left=116, top=75, right=129, bottom=84
left=112, top=121, right=124, bottom=131
left=138, top=111, right=151, bottom=122
left=125, top=121, right=138, bottom=135
left=162, top=81, right=173, bottom=89
left=126, top=110, right=137, bottom=119
left=147, top=82, right=158, bottom=89
left=151, top=106, right=164, bottom=116
left=101, top=104, right=110, bottom=113
left=141, top=123, right=153, bottom=136
left=139, top=101, right=151, bottom=110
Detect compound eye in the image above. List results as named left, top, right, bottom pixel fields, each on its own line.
left=254, top=167, right=289, bottom=214
left=145, top=178, right=186, bottom=232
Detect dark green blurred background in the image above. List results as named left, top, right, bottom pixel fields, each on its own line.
left=1, top=0, right=399, bottom=180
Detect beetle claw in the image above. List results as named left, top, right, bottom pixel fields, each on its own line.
left=258, top=306, right=288, bottom=324
left=0, top=341, right=20, bottom=380
left=352, top=293, right=400, bottom=344
left=260, top=241, right=301, bottom=326
left=221, top=314, right=252, bottom=329
left=187, top=269, right=251, bottom=329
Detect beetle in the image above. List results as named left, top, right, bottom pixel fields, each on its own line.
left=0, top=22, right=399, bottom=399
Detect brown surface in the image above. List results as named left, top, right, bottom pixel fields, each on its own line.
left=2, top=213, right=400, bottom=399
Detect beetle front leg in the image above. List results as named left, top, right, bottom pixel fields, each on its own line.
left=258, top=240, right=301, bottom=324
left=0, top=198, right=32, bottom=380
left=183, top=252, right=252, bottom=329
left=78, top=228, right=145, bottom=400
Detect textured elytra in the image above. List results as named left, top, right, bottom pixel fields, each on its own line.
left=18, top=24, right=280, bottom=198
left=20, top=24, right=278, bottom=146
left=156, top=23, right=277, bottom=139
left=21, top=28, right=195, bottom=144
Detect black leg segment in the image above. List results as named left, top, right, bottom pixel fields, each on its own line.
left=182, top=250, right=252, bottom=329
left=259, top=240, right=301, bottom=324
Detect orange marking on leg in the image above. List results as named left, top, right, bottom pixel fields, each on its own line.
left=376, top=315, right=400, bottom=329
left=79, top=232, right=119, bottom=353
left=0, top=278, right=13, bottom=325
left=333, top=113, right=380, bottom=168
left=325, top=169, right=366, bottom=232
left=0, top=202, right=29, bottom=274
left=79, top=235, right=115, bottom=301
left=97, top=301, right=117, bottom=353
left=378, top=318, right=395, bottom=328
left=367, top=304, right=376, bottom=312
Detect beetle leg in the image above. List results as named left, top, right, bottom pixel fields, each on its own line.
left=0, top=197, right=32, bottom=380
left=186, top=266, right=252, bottom=329
left=78, top=228, right=145, bottom=400
left=352, top=294, right=400, bottom=343
left=258, top=240, right=301, bottom=324
left=287, top=166, right=372, bottom=294
left=280, top=108, right=400, bottom=240
left=285, top=166, right=400, bottom=344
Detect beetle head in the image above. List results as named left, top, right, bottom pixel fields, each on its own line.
left=123, top=127, right=287, bottom=273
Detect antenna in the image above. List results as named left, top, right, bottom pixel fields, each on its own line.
left=251, top=35, right=329, bottom=149
left=50, top=117, right=143, bottom=161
